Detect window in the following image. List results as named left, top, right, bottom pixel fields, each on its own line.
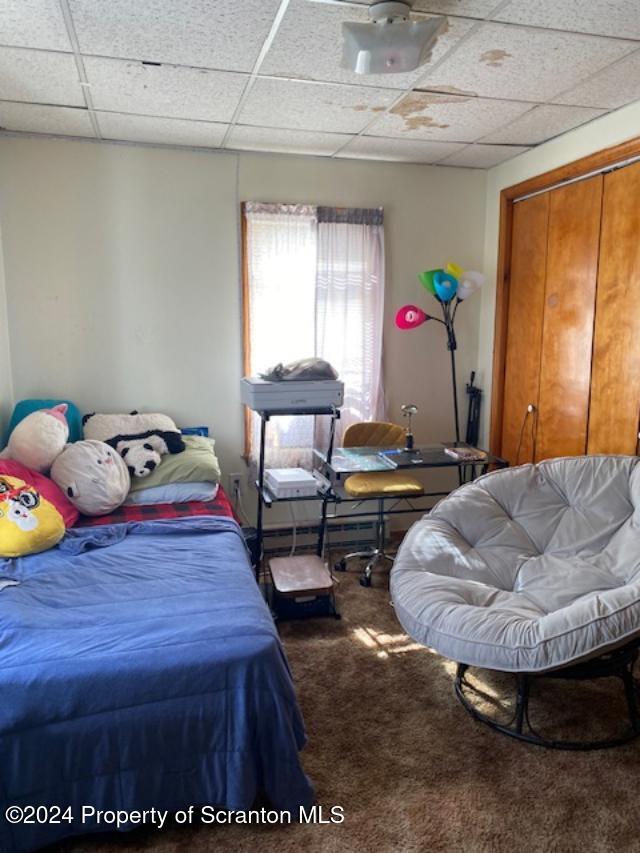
left=242, top=202, right=386, bottom=467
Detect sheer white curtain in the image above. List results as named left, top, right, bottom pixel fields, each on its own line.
left=245, top=203, right=318, bottom=468
left=316, top=207, right=386, bottom=446
left=244, top=203, right=386, bottom=466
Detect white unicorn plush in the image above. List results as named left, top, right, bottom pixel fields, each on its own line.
left=1, top=403, right=69, bottom=473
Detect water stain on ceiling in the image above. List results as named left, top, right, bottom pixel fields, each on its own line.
left=480, top=49, right=512, bottom=67
left=403, top=115, right=450, bottom=130
left=351, top=104, right=387, bottom=112
left=390, top=91, right=470, bottom=131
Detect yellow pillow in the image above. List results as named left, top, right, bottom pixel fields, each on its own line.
left=0, top=475, right=65, bottom=558
left=344, top=471, right=425, bottom=497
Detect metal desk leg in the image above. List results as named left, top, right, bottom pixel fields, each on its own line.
left=317, top=494, right=330, bottom=558
left=255, top=414, right=267, bottom=582
left=316, top=408, right=338, bottom=558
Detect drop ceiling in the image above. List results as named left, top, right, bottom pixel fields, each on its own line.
left=1, top=0, right=639, bottom=168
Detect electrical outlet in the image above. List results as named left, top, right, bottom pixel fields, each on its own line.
left=228, top=473, right=243, bottom=494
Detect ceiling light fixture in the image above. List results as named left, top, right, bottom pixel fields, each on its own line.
left=342, top=1, right=447, bottom=75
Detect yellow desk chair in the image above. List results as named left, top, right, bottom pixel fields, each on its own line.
left=335, top=421, right=424, bottom=587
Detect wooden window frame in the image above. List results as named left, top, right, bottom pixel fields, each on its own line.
left=490, top=135, right=640, bottom=456
left=241, top=202, right=252, bottom=461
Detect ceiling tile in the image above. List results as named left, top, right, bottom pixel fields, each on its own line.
left=0, top=47, right=84, bottom=106
left=239, top=78, right=397, bottom=134
left=440, top=142, right=529, bottom=167
left=96, top=112, right=228, bottom=147
left=261, top=0, right=475, bottom=90
left=0, top=101, right=94, bottom=136
left=338, top=135, right=466, bottom=163
left=480, top=103, right=605, bottom=145
left=227, top=125, right=350, bottom=156
left=423, top=22, right=637, bottom=102
left=84, top=57, right=246, bottom=123
left=0, top=0, right=71, bottom=51
left=68, top=0, right=282, bottom=72
left=495, top=0, right=640, bottom=41
left=554, top=50, right=640, bottom=109
left=366, top=91, right=531, bottom=142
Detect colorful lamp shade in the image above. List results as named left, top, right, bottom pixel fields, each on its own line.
left=446, top=261, right=465, bottom=279
left=457, top=270, right=486, bottom=300
left=395, top=304, right=429, bottom=330
left=418, top=269, right=443, bottom=296
left=433, top=271, right=458, bottom=302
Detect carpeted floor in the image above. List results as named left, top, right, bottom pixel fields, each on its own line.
left=55, top=568, right=640, bottom=853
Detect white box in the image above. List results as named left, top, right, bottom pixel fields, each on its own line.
left=241, top=377, right=344, bottom=412
left=264, top=468, right=319, bottom=499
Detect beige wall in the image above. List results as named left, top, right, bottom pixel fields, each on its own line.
left=477, top=99, right=640, bottom=445
left=2, top=96, right=638, bottom=495
left=0, top=136, right=487, bottom=511
left=0, top=230, right=13, bottom=437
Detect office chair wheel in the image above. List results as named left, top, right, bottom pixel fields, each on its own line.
left=360, top=575, right=372, bottom=588
left=335, top=559, right=347, bottom=572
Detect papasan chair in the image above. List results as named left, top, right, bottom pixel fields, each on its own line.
left=391, top=455, right=640, bottom=749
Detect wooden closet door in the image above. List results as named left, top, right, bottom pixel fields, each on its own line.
left=500, top=193, right=549, bottom=465
left=535, top=175, right=603, bottom=461
left=588, top=161, right=640, bottom=454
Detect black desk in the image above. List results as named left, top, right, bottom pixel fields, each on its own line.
left=317, top=442, right=506, bottom=479
left=314, top=443, right=508, bottom=541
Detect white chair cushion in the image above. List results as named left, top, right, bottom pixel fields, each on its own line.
left=390, top=456, right=640, bottom=672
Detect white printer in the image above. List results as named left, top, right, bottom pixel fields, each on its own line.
left=264, top=468, right=319, bottom=499
left=241, top=377, right=344, bottom=413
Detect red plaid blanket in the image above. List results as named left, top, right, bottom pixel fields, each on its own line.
left=76, top=486, right=239, bottom=527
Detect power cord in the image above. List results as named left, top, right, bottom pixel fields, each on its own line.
left=515, top=404, right=538, bottom=465
left=288, top=502, right=297, bottom=557
left=232, top=481, right=251, bottom=526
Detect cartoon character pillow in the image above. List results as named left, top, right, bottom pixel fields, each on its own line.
left=51, top=440, right=130, bottom=516
left=0, top=460, right=79, bottom=528
left=0, top=475, right=65, bottom=558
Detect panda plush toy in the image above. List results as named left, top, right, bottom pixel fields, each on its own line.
left=115, top=434, right=177, bottom=478
left=83, top=412, right=186, bottom=479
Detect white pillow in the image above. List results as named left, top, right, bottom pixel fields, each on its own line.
left=124, top=481, right=219, bottom=506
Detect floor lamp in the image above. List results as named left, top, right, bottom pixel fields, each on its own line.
left=396, top=264, right=486, bottom=445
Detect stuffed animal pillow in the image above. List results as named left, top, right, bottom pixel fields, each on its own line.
left=83, top=411, right=185, bottom=478
left=0, top=474, right=66, bottom=558
left=0, top=460, right=79, bottom=528
left=5, top=399, right=83, bottom=444
left=51, top=441, right=131, bottom=516
left=1, top=403, right=69, bottom=472
left=115, top=434, right=168, bottom=479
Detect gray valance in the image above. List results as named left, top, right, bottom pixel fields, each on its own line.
left=244, top=202, right=317, bottom=218
left=317, top=207, right=384, bottom=225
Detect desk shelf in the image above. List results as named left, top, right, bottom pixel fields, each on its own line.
left=256, top=406, right=339, bottom=419
left=315, top=443, right=507, bottom=481
left=250, top=405, right=340, bottom=623
left=256, top=482, right=329, bottom=508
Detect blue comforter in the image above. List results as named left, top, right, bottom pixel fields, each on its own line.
left=0, top=517, right=313, bottom=852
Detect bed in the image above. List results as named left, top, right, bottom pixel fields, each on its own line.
left=0, top=499, right=314, bottom=852
left=75, top=483, right=238, bottom=526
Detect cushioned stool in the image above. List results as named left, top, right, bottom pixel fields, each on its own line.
left=335, top=421, right=424, bottom=587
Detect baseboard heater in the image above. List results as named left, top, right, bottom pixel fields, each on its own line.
left=262, top=519, right=379, bottom=558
